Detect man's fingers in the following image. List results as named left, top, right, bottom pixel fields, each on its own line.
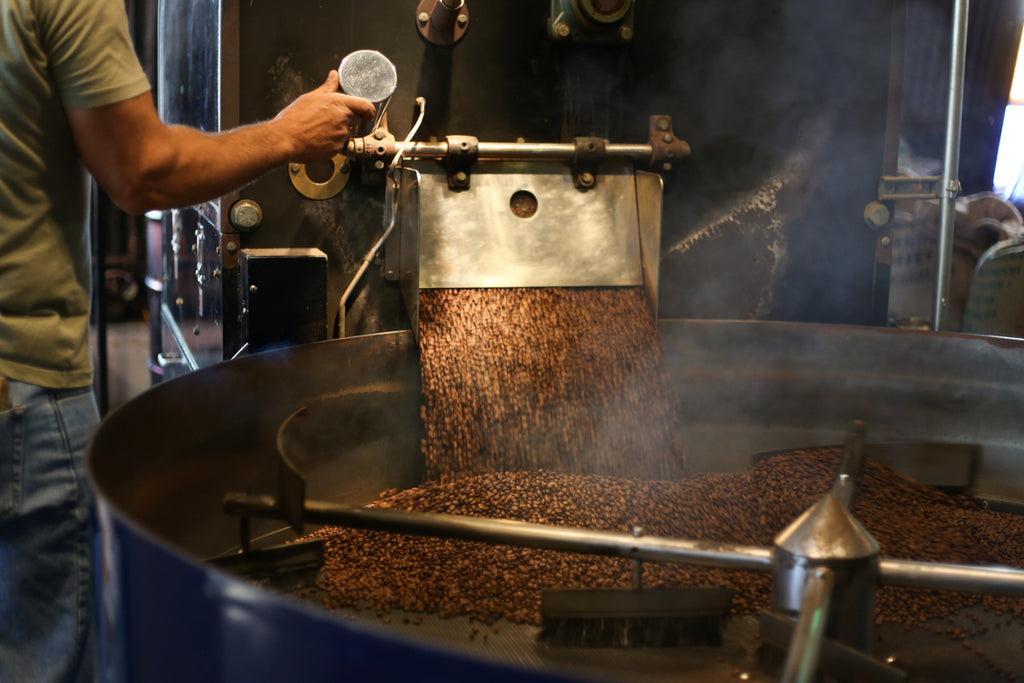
left=320, top=70, right=341, bottom=93
left=342, top=95, right=377, bottom=121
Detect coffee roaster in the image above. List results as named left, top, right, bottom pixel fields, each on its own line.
left=94, top=1, right=1024, bottom=681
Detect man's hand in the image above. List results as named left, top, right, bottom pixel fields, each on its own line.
left=67, top=71, right=377, bottom=214
left=271, top=70, right=377, bottom=163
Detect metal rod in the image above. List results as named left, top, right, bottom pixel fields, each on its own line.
left=780, top=567, right=836, bottom=683
left=223, top=493, right=774, bottom=572
left=833, top=420, right=867, bottom=509
left=159, top=302, right=199, bottom=371
left=933, top=0, right=970, bottom=330
left=880, top=558, right=1024, bottom=596
left=394, top=141, right=655, bottom=162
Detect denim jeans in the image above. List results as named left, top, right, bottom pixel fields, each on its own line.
left=0, top=381, right=99, bottom=683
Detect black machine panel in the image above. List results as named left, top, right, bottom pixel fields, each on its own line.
left=157, top=0, right=899, bottom=368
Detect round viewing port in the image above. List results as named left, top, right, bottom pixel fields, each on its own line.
left=510, top=190, right=538, bottom=219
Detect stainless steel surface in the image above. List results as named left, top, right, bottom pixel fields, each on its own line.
left=414, top=160, right=642, bottom=289
left=934, top=0, right=970, bottom=331
left=635, top=170, right=662, bottom=316
left=779, top=567, right=835, bottom=683
left=338, top=50, right=397, bottom=135
left=659, top=320, right=1024, bottom=506
left=771, top=496, right=879, bottom=651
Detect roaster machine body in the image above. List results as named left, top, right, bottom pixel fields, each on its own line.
left=97, top=1, right=1024, bottom=680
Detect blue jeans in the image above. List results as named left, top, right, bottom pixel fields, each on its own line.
left=0, top=381, right=99, bottom=683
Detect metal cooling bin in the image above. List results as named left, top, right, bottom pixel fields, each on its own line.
left=90, top=331, right=585, bottom=683
left=88, top=322, right=1024, bottom=682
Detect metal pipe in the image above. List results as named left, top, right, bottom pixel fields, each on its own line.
left=880, top=557, right=1024, bottom=596
left=222, top=493, right=774, bottom=572
left=780, top=567, right=836, bottom=683
left=933, top=0, right=970, bottom=330
left=832, top=420, right=867, bottom=509
left=378, top=141, right=657, bottom=162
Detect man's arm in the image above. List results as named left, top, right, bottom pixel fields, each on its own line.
left=66, top=70, right=374, bottom=214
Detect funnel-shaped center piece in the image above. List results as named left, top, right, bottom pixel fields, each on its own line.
left=774, top=493, right=880, bottom=561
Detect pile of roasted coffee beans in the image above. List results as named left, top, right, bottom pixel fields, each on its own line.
left=308, top=450, right=1024, bottom=636
left=417, top=287, right=687, bottom=482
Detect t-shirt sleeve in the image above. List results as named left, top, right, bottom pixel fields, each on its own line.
left=36, top=0, right=151, bottom=109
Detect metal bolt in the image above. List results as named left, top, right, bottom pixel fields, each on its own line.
left=619, top=25, right=633, bottom=41
left=579, top=172, right=595, bottom=187
left=374, top=160, right=386, bottom=170
left=290, top=163, right=301, bottom=174
left=656, top=118, right=670, bottom=131
left=457, top=14, right=468, bottom=27
left=881, top=235, right=892, bottom=247
left=226, top=241, right=238, bottom=254
left=175, top=297, right=184, bottom=306
left=555, top=22, right=570, bottom=38
left=418, top=12, right=429, bottom=24
left=662, top=133, right=673, bottom=143
left=229, top=199, right=262, bottom=232
left=455, top=170, right=469, bottom=184
left=863, top=201, right=891, bottom=228
left=249, top=284, right=257, bottom=293
left=662, top=162, right=672, bottom=172
left=212, top=269, right=221, bottom=278
left=373, top=128, right=386, bottom=140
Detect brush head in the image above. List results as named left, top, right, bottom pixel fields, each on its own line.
left=538, top=586, right=733, bottom=648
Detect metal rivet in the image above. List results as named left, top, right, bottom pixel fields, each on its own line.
left=662, top=162, right=672, bottom=172
left=418, top=12, right=429, bottom=24
left=619, top=25, right=633, bottom=41
left=662, top=133, right=673, bottom=143
left=555, top=22, right=570, bottom=38
left=249, top=285, right=257, bottom=293
left=457, top=14, right=468, bottom=27
left=373, top=129, right=386, bottom=140
left=226, top=241, right=238, bottom=254
left=290, top=164, right=301, bottom=174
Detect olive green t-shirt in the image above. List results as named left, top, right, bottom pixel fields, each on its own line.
left=0, top=0, right=151, bottom=388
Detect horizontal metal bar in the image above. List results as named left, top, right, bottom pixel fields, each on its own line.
left=401, top=141, right=655, bottom=162
left=223, top=493, right=773, bottom=572
left=877, top=175, right=943, bottom=201
left=879, top=558, right=1024, bottom=596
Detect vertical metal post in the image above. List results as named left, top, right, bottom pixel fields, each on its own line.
left=933, top=0, right=970, bottom=330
